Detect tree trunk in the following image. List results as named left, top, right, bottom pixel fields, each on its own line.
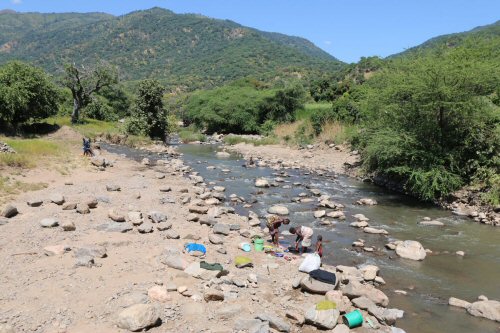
left=71, top=98, right=80, bottom=124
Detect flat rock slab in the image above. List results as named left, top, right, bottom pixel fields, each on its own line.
left=27, top=199, right=43, bottom=207
left=96, top=222, right=133, bottom=233
left=300, top=276, right=337, bottom=295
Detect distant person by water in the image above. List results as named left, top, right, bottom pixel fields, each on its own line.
left=290, top=225, right=314, bottom=254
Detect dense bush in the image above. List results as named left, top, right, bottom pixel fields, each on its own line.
left=125, top=79, right=168, bottom=141
left=357, top=41, right=500, bottom=200
left=186, top=79, right=305, bottom=134
left=0, top=61, right=60, bottom=129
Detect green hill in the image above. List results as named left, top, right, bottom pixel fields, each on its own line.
left=0, top=7, right=343, bottom=90
left=391, top=20, right=500, bottom=57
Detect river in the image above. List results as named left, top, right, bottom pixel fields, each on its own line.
left=103, top=143, right=500, bottom=333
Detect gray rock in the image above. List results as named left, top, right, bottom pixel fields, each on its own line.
left=204, top=288, right=224, bottom=302
left=106, top=184, right=121, bottom=192
left=50, top=194, right=65, bottom=205
left=234, top=319, right=269, bottom=333
left=159, top=186, right=171, bottom=192
left=27, top=199, right=43, bottom=207
left=62, top=202, right=77, bottom=210
left=213, top=223, right=230, bottom=235
left=76, top=203, right=90, bottom=214
left=188, top=205, right=209, bottom=214
left=418, top=220, right=444, bottom=226
left=117, top=304, right=160, bottom=331
left=449, top=297, right=471, bottom=309
left=256, top=313, right=291, bottom=332
left=108, top=209, right=126, bottom=222
left=300, top=275, right=337, bottom=294
left=148, top=211, right=167, bottom=223
left=96, top=222, right=133, bottom=233
left=156, top=222, right=172, bottom=231
left=199, top=216, right=217, bottom=226
left=342, top=280, right=389, bottom=307
left=128, top=211, right=143, bottom=225
left=137, top=223, right=154, bottom=233
left=160, top=247, right=188, bottom=270
left=165, top=230, right=180, bottom=239
left=96, top=196, right=111, bottom=203
left=255, top=178, right=270, bottom=188
left=75, top=245, right=107, bottom=258
left=61, top=221, right=76, bottom=231
left=305, top=306, right=339, bottom=330
left=467, top=300, right=500, bottom=322
left=187, top=213, right=199, bottom=222
left=86, top=198, right=98, bottom=209
left=363, top=226, right=389, bottom=235
left=1, top=204, right=18, bottom=218
left=160, top=197, right=176, bottom=204
left=216, top=304, right=243, bottom=320
left=75, top=255, right=95, bottom=267
left=40, top=218, right=59, bottom=228
left=267, top=205, right=289, bottom=215
left=285, top=310, right=305, bottom=326
left=209, top=234, right=223, bottom=244
left=395, top=240, right=427, bottom=261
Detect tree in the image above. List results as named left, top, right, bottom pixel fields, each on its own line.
left=126, top=79, right=168, bottom=141
left=62, top=62, right=118, bottom=123
left=0, top=61, right=60, bottom=129
left=259, top=84, right=306, bottom=123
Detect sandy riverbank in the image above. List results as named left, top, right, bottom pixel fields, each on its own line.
left=0, top=131, right=408, bottom=333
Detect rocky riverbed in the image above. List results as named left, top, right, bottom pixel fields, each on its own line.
left=0, top=145, right=412, bottom=333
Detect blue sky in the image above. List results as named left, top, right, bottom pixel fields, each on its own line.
left=2, top=0, right=499, bottom=63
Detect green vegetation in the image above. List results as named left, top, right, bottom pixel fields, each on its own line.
left=185, top=79, right=305, bottom=134
left=178, top=127, right=206, bottom=143
left=0, top=8, right=343, bottom=90
left=0, top=61, right=60, bottom=131
left=125, top=79, right=168, bottom=141
left=223, top=135, right=280, bottom=146
left=0, top=137, right=63, bottom=168
left=63, top=62, right=119, bottom=123
left=0, top=176, right=47, bottom=204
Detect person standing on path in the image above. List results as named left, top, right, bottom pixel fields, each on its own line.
left=289, top=225, right=314, bottom=253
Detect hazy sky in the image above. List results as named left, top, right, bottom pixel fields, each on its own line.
left=2, top=0, right=499, bottom=63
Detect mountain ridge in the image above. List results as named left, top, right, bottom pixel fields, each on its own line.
left=0, top=7, right=343, bottom=89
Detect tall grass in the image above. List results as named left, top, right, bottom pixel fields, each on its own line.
left=0, top=138, right=63, bottom=168
left=45, top=116, right=122, bottom=138
left=223, top=135, right=279, bottom=146
left=317, top=121, right=359, bottom=144
left=178, top=128, right=206, bottom=143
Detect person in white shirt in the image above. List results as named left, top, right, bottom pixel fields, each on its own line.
left=289, top=225, right=314, bottom=253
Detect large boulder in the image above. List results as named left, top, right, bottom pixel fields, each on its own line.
left=395, top=240, right=426, bottom=261
left=300, top=276, right=337, bottom=295
left=467, top=300, right=500, bottom=322
left=304, top=306, right=339, bottom=330
left=117, top=304, right=161, bottom=331
left=267, top=205, right=289, bottom=216
left=341, top=280, right=389, bottom=307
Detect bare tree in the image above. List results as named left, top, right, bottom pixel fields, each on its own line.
left=62, top=62, right=118, bottom=123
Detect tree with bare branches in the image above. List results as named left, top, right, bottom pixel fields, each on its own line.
left=62, top=62, right=118, bottom=123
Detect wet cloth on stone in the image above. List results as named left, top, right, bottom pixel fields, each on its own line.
left=184, top=243, right=206, bottom=255
left=309, top=269, right=337, bottom=285
left=200, top=261, right=223, bottom=271
left=235, top=256, right=253, bottom=268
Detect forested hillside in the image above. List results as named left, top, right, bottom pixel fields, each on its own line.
left=0, top=7, right=343, bottom=90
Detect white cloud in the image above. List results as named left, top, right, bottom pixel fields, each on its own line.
left=11, top=0, right=22, bottom=5
left=324, top=41, right=332, bottom=45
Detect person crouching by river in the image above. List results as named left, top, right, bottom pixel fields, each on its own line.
left=266, top=215, right=290, bottom=247
left=289, top=225, right=314, bottom=254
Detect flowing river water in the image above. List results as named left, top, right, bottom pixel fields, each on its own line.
left=103, top=143, right=500, bottom=333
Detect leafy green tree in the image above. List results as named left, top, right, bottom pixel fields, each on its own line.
left=359, top=42, right=500, bottom=200
left=126, top=79, right=168, bottom=141
left=260, top=84, right=306, bottom=123
left=0, top=61, right=60, bottom=129
left=62, top=62, right=118, bottom=123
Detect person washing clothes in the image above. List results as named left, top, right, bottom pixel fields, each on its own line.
left=266, top=215, right=290, bottom=247
left=289, top=225, right=314, bottom=254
